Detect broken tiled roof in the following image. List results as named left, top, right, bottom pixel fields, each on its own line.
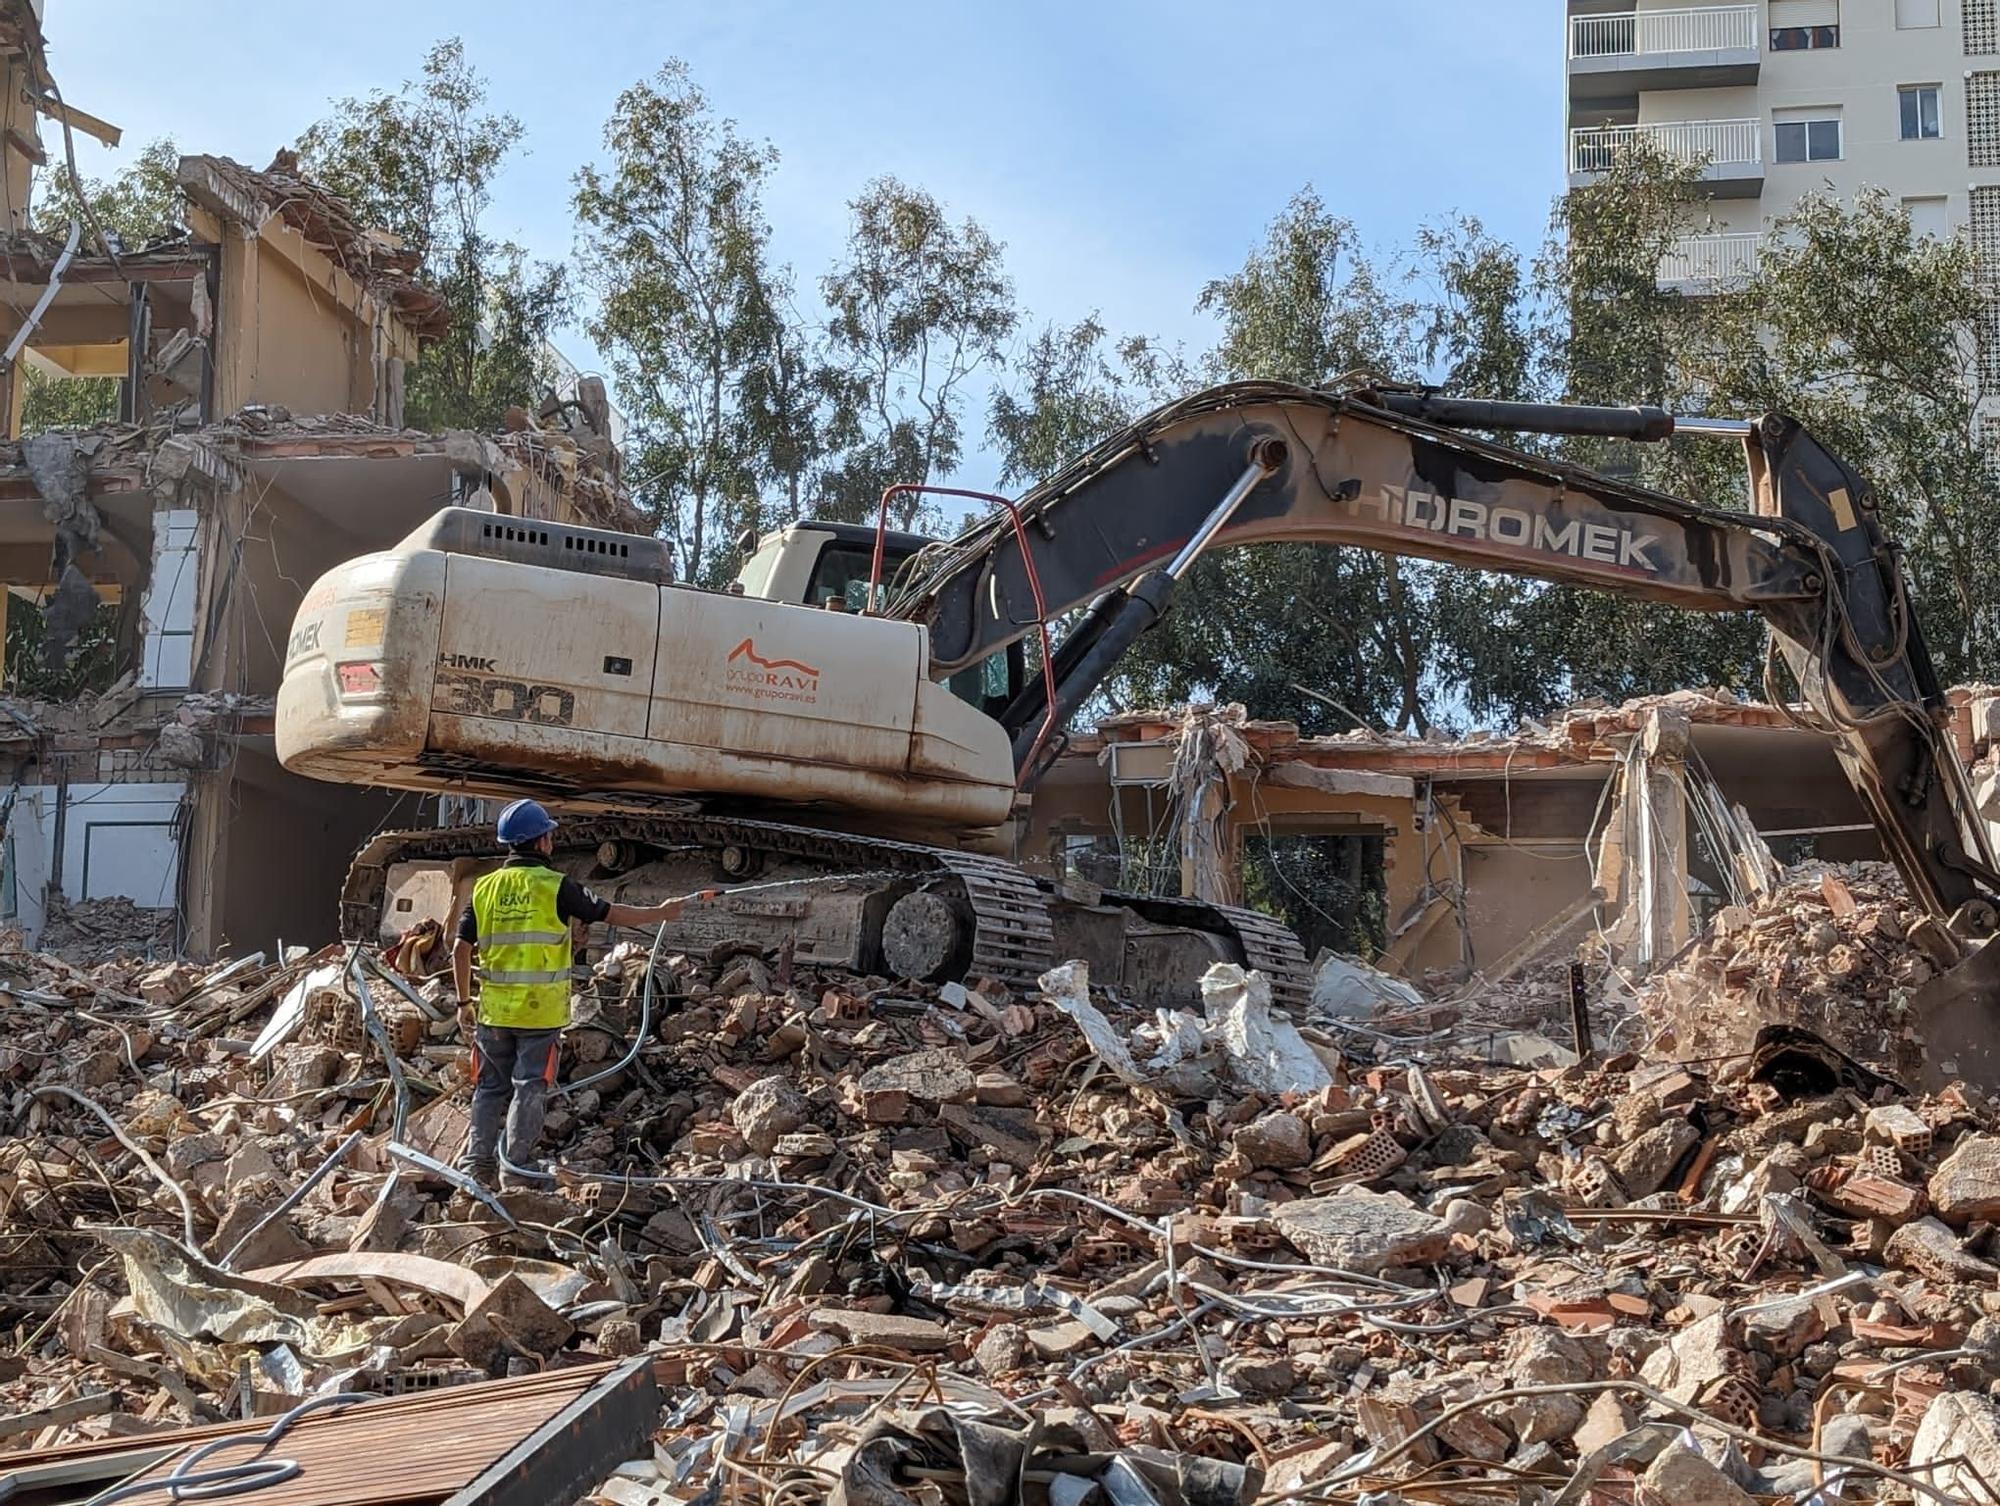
left=177, top=153, right=450, bottom=340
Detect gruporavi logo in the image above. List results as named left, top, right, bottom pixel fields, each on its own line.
left=725, top=638, right=821, bottom=703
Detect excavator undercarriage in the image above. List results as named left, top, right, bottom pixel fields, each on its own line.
left=343, top=811, right=1311, bottom=1009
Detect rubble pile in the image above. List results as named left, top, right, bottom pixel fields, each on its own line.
left=1638, top=863, right=1935, bottom=1078
left=4, top=926, right=2000, bottom=1499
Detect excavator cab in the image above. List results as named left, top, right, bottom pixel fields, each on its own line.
left=735, top=520, right=1025, bottom=715
left=734, top=520, right=932, bottom=609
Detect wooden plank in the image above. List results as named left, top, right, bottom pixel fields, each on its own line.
left=0, top=1390, right=115, bottom=1442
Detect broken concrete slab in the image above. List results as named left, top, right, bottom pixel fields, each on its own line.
left=1928, top=1133, right=2000, bottom=1225
left=732, top=1075, right=809, bottom=1155
left=1024, top=1321, right=1097, bottom=1361
left=1911, top=1390, right=2000, bottom=1504
left=1740, top=1294, right=1827, bottom=1360
left=1640, top=1446, right=1757, bottom=1506
left=805, top=1308, right=952, bottom=1352
left=1271, top=1188, right=1451, bottom=1275
left=1610, top=1116, right=1699, bottom=1199
left=1883, top=1215, right=2000, bottom=1282
left=1233, top=1109, right=1311, bottom=1169
left=858, top=1048, right=976, bottom=1105
left=446, top=1274, right=574, bottom=1369
left=1572, top=1391, right=1634, bottom=1457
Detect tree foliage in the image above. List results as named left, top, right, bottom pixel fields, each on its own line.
left=815, top=178, right=1016, bottom=527
left=1060, top=194, right=1560, bottom=734
left=32, top=135, right=181, bottom=246
left=574, top=61, right=791, bottom=585
left=576, top=64, right=1022, bottom=575
left=297, top=39, right=568, bottom=430
left=985, top=317, right=1176, bottom=489
left=1707, top=190, right=2000, bottom=676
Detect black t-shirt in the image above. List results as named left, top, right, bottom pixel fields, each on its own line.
left=456, top=855, right=610, bottom=944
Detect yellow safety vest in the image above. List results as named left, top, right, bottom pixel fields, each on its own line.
left=470, top=864, right=572, bottom=1029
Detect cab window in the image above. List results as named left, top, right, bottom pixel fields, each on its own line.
left=807, top=544, right=896, bottom=610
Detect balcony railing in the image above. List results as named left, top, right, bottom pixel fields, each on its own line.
left=1568, top=118, right=1762, bottom=175
left=1570, top=5, right=1760, bottom=59
left=1656, top=232, right=1761, bottom=287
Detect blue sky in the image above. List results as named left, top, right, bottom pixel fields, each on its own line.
left=45, top=1, right=1563, bottom=489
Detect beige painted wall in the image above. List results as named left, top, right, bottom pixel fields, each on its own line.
left=1454, top=841, right=1597, bottom=976
left=194, top=205, right=411, bottom=422
left=236, top=246, right=367, bottom=417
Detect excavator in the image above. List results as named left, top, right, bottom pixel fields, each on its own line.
left=275, top=380, right=2000, bottom=1079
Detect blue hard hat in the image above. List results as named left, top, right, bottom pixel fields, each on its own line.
left=496, top=799, right=557, bottom=846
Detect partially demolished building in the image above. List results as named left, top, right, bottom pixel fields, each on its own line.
left=1026, top=688, right=1998, bottom=987
left=0, top=12, right=638, bottom=957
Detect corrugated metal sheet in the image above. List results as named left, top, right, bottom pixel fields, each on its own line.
left=8, top=1360, right=639, bottom=1506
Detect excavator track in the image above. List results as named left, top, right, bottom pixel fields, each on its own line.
left=343, top=814, right=1319, bottom=1006
left=342, top=811, right=1058, bottom=992
left=1105, top=891, right=1314, bottom=1013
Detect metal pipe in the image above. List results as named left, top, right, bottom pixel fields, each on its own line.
left=557, top=918, right=668, bottom=1100
left=1165, top=446, right=1285, bottom=578
left=346, top=950, right=410, bottom=1140
left=4, top=218, right=80, bottom=368
left=1670, top=414, right=1756, bottom=437
left=385, top=1141, right=518, bottom=1228
left=1370, top=392, right=1676, bottom=442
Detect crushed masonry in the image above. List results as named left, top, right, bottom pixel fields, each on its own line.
left=2, top=852, right=2000, bottom=1504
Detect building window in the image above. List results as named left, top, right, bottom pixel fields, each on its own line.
left=1971, top=73, right=2000, bottom=164
left=1775, top=116, right=1842, bottom=162
left=1896, top=0, right=1939, bottom=26
left=1771, top=0, right=1839, bottom=48
left=1901, top=85, right=1943, bottom=139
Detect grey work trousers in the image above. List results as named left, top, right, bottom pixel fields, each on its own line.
left=466, top=1024, right=560, bottom=1174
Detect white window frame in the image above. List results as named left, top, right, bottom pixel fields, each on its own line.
left=1774, top=112, right=1843, bottom=163
left=1900, top=84, right=1943, bottom=140
left=1895, top=0, right=1941, bottom=27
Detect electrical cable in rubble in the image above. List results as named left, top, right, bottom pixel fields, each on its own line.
left=80, top=1393, right=372, bottom=1505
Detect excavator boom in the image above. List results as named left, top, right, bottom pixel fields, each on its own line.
left=882, top=382, right=1995, bottom=931
left=898, top=384, right=1816, bottom=676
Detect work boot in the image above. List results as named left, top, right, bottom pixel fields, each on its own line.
left=459, top=1156, right=499, bottom=1189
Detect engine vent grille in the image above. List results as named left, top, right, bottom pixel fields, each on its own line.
left=402, top=507, right=670, bottom=584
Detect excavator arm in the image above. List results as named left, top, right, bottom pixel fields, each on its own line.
left=883, top=381, right=2000, bottom=935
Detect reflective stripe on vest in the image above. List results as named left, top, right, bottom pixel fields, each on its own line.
left=471, top=864, right=572, bottom=1029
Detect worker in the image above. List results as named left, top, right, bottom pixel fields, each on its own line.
left=452, top=798, right=715, bottom=1186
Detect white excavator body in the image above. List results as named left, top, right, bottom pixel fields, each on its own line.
left=275, top=510, right=1017, bottom=833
